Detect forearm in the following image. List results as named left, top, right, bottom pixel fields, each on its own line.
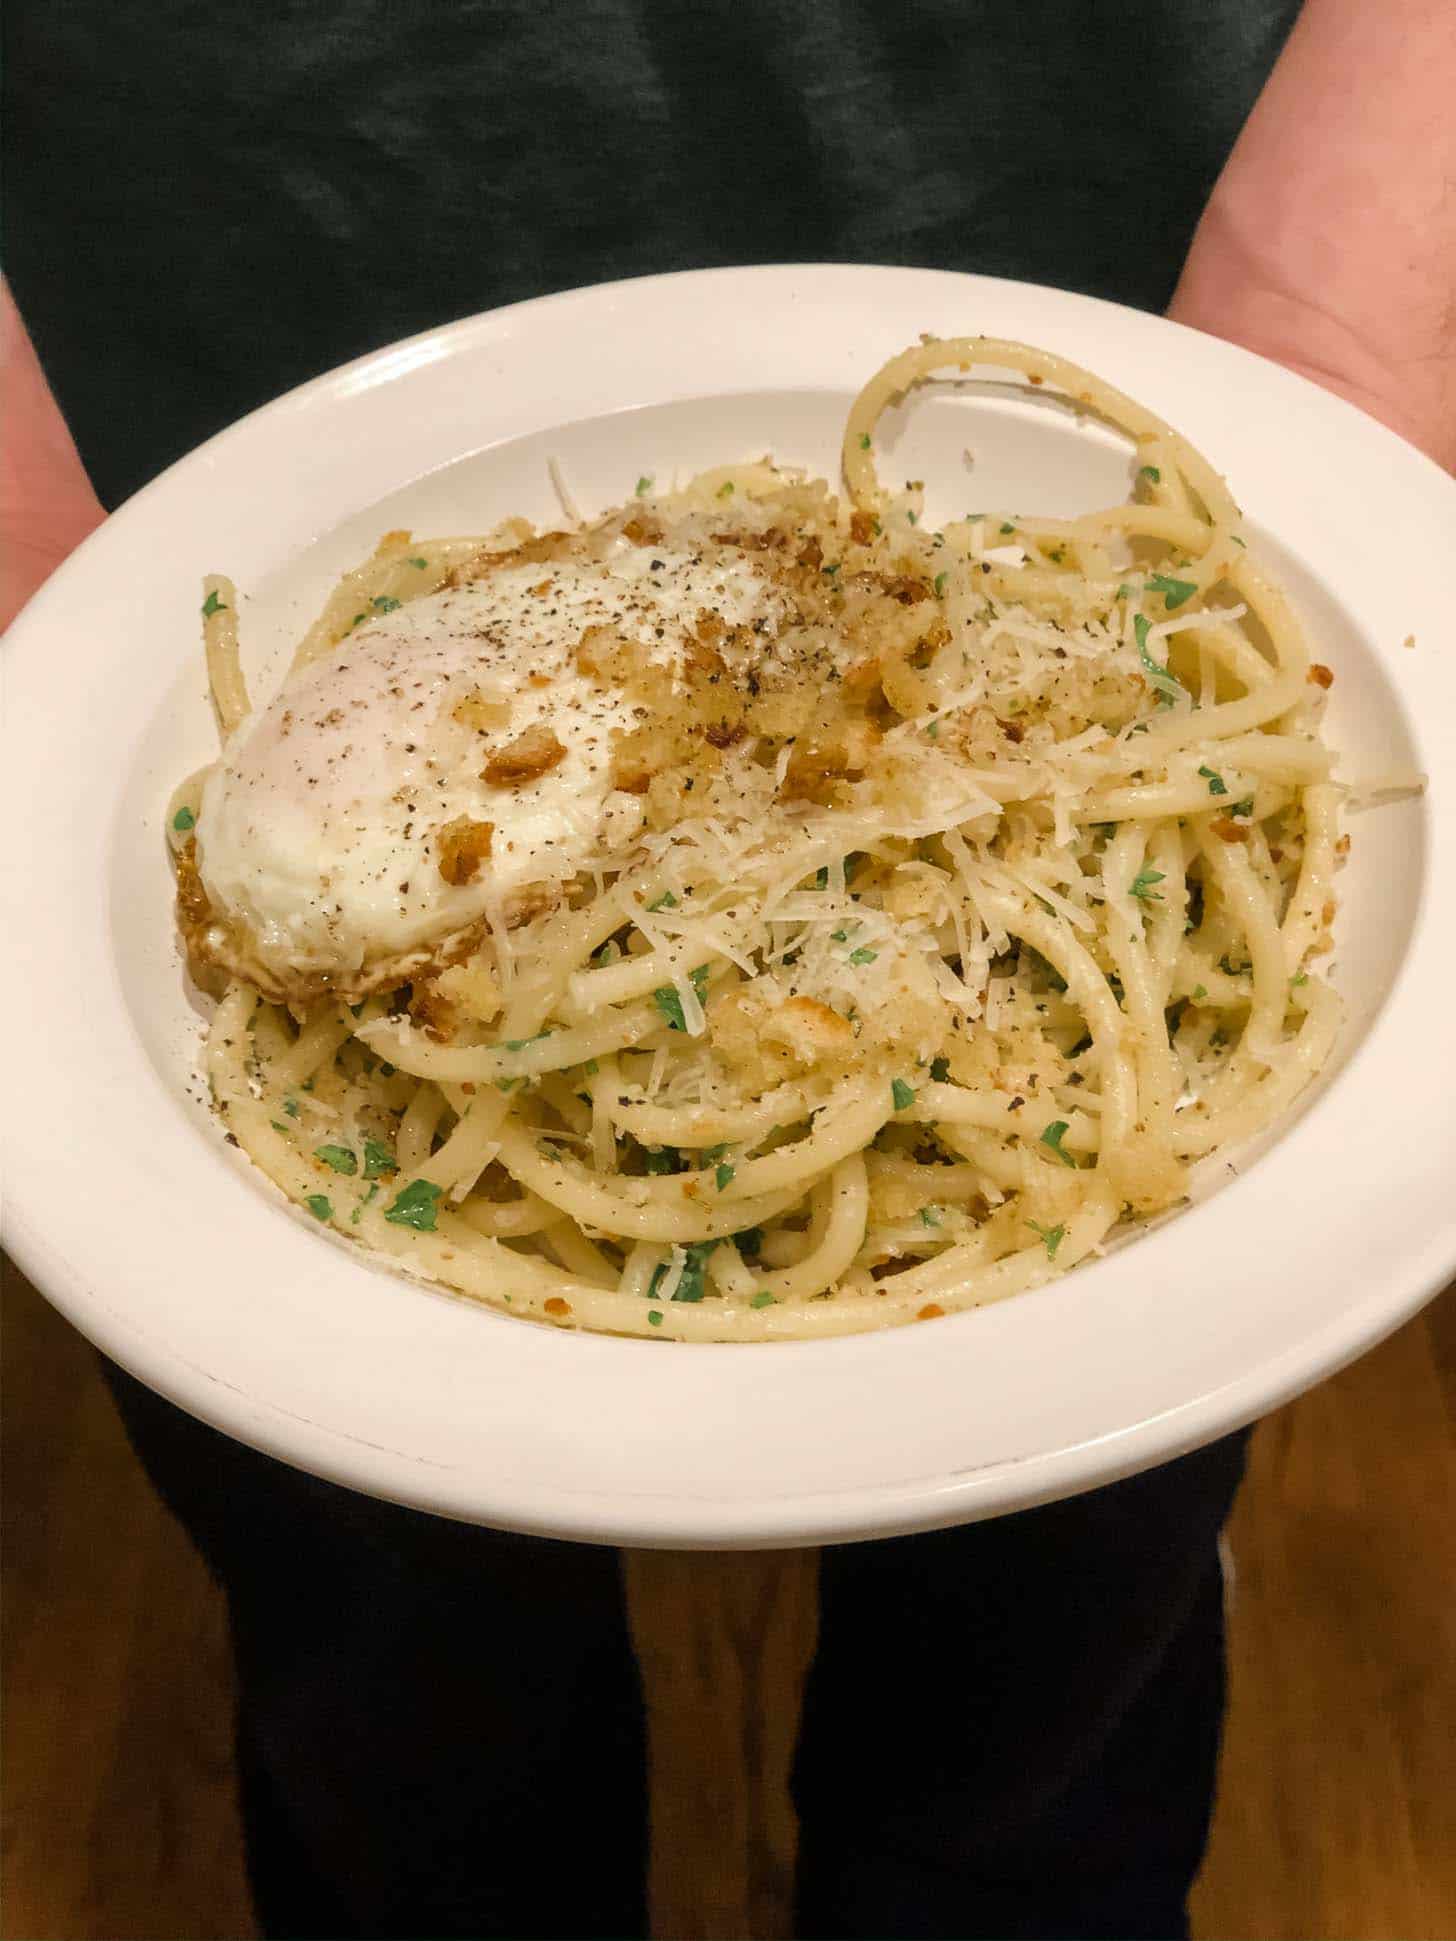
left=1, top=283, right=107, bottom=631
left=1170, top=0, right=1456, bottom=471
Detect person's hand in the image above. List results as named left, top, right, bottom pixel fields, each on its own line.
left=2, top=282, right=107, bottom=632
left=1170, top=0, right=1455, bottom=475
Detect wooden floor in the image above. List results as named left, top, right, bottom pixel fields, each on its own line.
left=4, top=1254, right=1453, bottom=1941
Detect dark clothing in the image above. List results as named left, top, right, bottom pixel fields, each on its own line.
left=8, top=0, right=1297, bottom=509
left=109, top=1364, right=1245, bottom=1941
left=10, top=1, right=1297, bottom=1931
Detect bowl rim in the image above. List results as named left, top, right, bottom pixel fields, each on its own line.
left=4, top=260, right=1454, bottom=1548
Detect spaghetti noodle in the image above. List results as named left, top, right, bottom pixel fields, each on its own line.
left=173, top=336, right=1345, bottom=1339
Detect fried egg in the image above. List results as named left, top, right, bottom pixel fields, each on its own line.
left=190, top=532, right=788, bottom=1000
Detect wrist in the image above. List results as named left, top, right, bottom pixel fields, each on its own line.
left=1169, top=234, right=1452, bottom=471
left=2, top=284, right=106, bottom=631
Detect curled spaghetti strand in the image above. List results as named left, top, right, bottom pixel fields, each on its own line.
left=181, top=334, right=1350, bottom=1340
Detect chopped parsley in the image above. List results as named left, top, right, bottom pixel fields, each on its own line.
left=304, top=1194, right=333, bottom=1222
left=1000, top=522, right=1016, bottom=534
left=270, top=1120, right=290, bottom=1134
left=1291, top=971, right=1309, bottom=987
left=1148, top=572, right=1197, bottom=610
left=933, top=571, right=948, bottom=597
left=503, top=1030, right=551, bottom=1051
left=1026, top=1219, right=1066, bottom=1260
left=594, top=939, right=621, bottom=966
left=1191, top=983, right=1208, bottom=1000
left=583, top=1058, right=600, bottom=1076
left=362, top=1138, right=397, bottom=1178
left=750, top=1290, right=776, bottom=1309
left=812, top=853, right=861, bottom=892
left=918, top=1206, right=942, bottom=1228
left=1129, top=866, right=1166, bottom=902
left=652, top=964, right=710, bottom=1031
left=1039, top=1120, right=1076, bottom=1167
left=408, top=556, right=428, bottom=569
left=1198, top=765, right=1228, bottom=796
left=642, top=1146, right=680, bottom=1175
left=635, top=475, right=653, bottom=496
left=714, top=1162, right=736, bottom=1192
left=646, top=890, right=678, bottom=911
left=906, top=509, right=918, bottom=525
left=647, top=1309, right=664, bottom=1327
left=1115, top=582, right=1133, bottom=601
left=1229, top=797, right=1255, bottom=819
left=1134, top=614, right=1186, bottom=704
left=351, top=1183, right=380, bottom=1225
left=848, top=946, right=878, bottom=966
left=383, top=1179, right=443, bottom=1232
left=171, top=805, right=196, bottom=832
left=822, top=561, right=840, bottom=577
left=930, top=1056, right=951, bottom=1083
left=716, top=481, right=735, bottom=498
left=495, top=1075, right=525, bottom=1093
left=891, top=1077, right=916, bottom=1112
left=314, top=1143, right=358, bottom=1175
left=1138, top=464, right=1162, bottom=484
left=649, top=1238, right=718, bottom=1304
left=283, top=1098, right=300, bottom=1118
left=858, top=433, right=872, bottom=450
left=925, top=719, right=940, bottom=739
left=200, top=589, right=227, bottom=618
left=371, top=595, right=401, bottom=613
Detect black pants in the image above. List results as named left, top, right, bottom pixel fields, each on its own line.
left=107, top=1364, right=1245, bottom=1941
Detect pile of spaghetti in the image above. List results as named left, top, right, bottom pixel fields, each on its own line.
left=182, top=337, right=1343, bottom=1339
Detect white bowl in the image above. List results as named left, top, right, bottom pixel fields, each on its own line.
left=5, top=264, right=1454, bottom=1547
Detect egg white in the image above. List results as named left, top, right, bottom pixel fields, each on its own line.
left=195, top=537, right=783, bottom=992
